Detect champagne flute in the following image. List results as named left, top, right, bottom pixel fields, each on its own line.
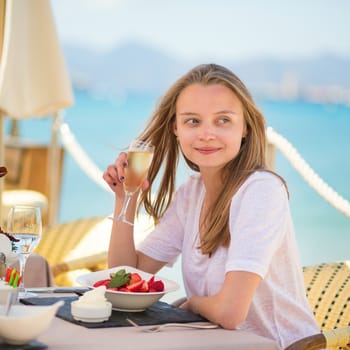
left=117, top=139, right=154, bottom=225
left=7, top=205, right=42, bottom=298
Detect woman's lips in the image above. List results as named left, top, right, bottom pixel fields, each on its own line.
left=195, top=147, right=220, bottom=155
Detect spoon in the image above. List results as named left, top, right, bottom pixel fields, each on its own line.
left=4, top=289, right=18, bottom=316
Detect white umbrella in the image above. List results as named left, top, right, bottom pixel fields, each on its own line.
left=0, top=0, right=73, bottom=225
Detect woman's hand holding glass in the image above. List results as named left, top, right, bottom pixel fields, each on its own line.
left=103, top=140, right=154, bottom=225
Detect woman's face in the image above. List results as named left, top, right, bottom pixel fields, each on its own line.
left=174, top=83, right=247, bottom=174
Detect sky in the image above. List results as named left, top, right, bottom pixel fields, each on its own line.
left=51, top=0, right=350, bottom=62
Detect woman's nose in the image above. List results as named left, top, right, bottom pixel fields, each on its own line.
left=198, top=124, right=216, bottom=140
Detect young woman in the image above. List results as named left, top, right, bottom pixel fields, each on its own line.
left=103, top=64, right=319, bottom=348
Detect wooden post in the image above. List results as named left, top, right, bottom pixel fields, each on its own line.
left=47, top=112, right=61, bottom=226
left=266, top=141, right=276, bottom=170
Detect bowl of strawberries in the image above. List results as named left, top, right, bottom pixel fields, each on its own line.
left=76, top=266, right=179, bottom=312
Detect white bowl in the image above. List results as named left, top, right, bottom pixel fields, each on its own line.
left=76, top=266, right=179, bottom=312
left=0, top=301, right=63, bottom=345
left=71, top=300, right=112, bottom=322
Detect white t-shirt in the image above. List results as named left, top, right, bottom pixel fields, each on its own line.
left=138, top=171, right=319, bottom=348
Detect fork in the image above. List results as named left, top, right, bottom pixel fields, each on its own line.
left=126, top=318, right=219, bottom=333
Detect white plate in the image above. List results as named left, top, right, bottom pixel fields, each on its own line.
left=76, top=266, right=179, bottom=312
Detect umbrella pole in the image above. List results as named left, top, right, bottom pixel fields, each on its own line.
left=48, top=112, right=60, bottom=226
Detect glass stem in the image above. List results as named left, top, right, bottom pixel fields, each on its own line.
left=18, top=254, right=28, bottom=292
left=117, top=193, right=134, bottom=225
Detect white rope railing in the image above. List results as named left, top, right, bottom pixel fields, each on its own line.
left=58, top=121, right=111, bottom=193
left=57, top=118, right=350, bottom=218
left=267, top=126, right=350, bottom=217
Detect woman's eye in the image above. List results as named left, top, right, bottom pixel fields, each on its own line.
left=217, top=117, right=230, bottom=124
left=185, top=118, right=199, bottom=125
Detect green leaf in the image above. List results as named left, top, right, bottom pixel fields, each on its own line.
left=109, top=269, right=130, bottom=288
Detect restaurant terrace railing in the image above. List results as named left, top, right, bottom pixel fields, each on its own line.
left=58, top=118, right=350, bottom=218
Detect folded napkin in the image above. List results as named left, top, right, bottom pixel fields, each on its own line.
left=21, top=296, right=206, bottom=329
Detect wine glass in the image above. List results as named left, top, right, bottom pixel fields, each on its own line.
left=117, top=139, right=154, bottom=225
left=6, top=205, right=42, bottom=298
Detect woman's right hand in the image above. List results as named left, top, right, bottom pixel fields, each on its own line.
left=102, top=153, right=150, bottom=197
left=103, top=152, right=128, bottom=197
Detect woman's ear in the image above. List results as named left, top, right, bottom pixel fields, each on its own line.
left=173, top=121, right=178, bottom=137
left=242, top=123, right=248, bottom=138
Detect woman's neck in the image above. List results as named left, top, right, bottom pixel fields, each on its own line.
left=200, top=168, right=223, bottom=197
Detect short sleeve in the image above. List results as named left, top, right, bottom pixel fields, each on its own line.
left=226, top=172, right=290, bottom=278
left=137, top=180, right=193, bottom=265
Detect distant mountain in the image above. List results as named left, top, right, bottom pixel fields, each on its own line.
left=62, top=42, right=350, bottom=103
left=63, top=42, right=190, bottom=95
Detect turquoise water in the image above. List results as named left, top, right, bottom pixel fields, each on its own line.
left=6, top=90, right=350, bottom=266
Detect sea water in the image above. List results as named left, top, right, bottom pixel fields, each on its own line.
left=5, top=90, right=350, bottom=270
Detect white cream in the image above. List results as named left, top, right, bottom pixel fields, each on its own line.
left=74, top=286, right=108, bottom=308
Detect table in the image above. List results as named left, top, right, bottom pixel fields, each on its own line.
left=35, top=294, right=280, bottom=350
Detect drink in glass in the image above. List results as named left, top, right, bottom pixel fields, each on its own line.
left=7, top=205, right=42, bottom=298
left=117, top=140, right=154, bottom=225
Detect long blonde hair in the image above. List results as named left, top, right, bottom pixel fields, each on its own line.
left=137, top=63, right=274, bottom=255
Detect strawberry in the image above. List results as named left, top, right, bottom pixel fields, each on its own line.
left=126, top=280, right=144, bottom=292
left=138, top=281, right=149, bottom=292
left=147, top=276, right=155, bottom=285
left=149, top=280, right=164, bottom=292
left=93, top=269, right=165, bottom=294
left=129, top=273, right=142, bottom=284
left=93, top=278, right=110, bottom=288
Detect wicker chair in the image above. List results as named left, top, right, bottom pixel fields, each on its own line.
left=285, top=261, right=350, bottom=350
left=34, top=216, right=108, bottom=286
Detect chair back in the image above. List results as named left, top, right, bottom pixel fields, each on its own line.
left=303, top=261, right=350, bottom=332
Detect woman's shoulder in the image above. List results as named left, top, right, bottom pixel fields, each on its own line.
left=239, top=170, right=288, bottom=198
left=245, top=170, right=285, bottom=186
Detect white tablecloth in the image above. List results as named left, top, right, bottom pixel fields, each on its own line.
left=36, top=294, right=279, bottom=350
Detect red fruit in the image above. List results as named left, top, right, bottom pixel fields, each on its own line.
left=5, top=268, right=12, bottom=283
left=93, top=279, right=110, bottom=288
left=138, top=281, right=149, bottom=292
left=129, top=273, right=142, bottom=284
left=150, top=280, right=164, bottom=292
left=126, top=280, right=144, bottom=292
left=147, top=276, right=155, bottom=285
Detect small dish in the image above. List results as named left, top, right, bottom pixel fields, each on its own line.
left=76, top=266, right=179, bottom=312
left=71, top=300, right=112, bottom=323
left=0, top=301, right=63, bottom=345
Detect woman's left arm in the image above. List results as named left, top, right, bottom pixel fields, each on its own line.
left=181, top=270, right=261, bottom=329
